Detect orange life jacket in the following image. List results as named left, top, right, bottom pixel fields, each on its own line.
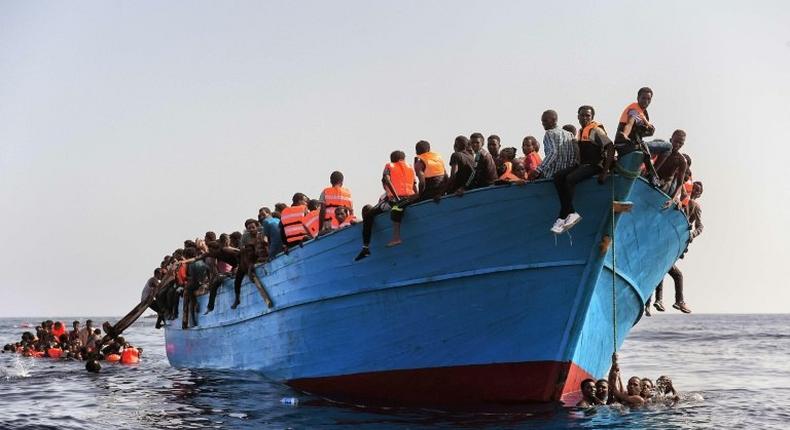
left=384, top=161, right=416, bottom=199
left=618, top=102, right=647, bottom=125
left=176, top=263, right=188, bottom=286
left=681, top=180, right=693, bottom=207
left=33, top=350, right=45, bottom=358
left=498, top=161, right=521, bottom=181
left=529, top=152, right=542, bottom=166
left=120, top=347, right=140, bottom=364
left=51, top=324, right=66, bottom=339
left=322, top=185, right=353, bottom=225
left=416, top=152, right=446, bottom=178
left=106, top=353, right=121, bottom=362
left=303, top=209, right=320, bottom=237
left=579, top=121, right=604, bottom=142
left=281, top=205, right=309, bottom=245
left=47, top=348, right=63, bottom=359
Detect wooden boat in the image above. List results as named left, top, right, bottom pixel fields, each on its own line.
left=164, top=152, right=689, bottom=407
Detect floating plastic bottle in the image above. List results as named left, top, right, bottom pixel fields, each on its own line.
left=280, top=397, right=299, bottom=406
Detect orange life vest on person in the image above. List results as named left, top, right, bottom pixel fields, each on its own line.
left=176, top=262, right=188, bottom=286
left=416, top=151, right=446, bottom=178
left=33, top=350, right=45, bottom=358
left=281, top=205, right=309, bottom=245
left=51, top=324, right=66, bottom=339
left=384, top=161, right=416, bottom=199
left=529, top=152, right=542, bottom=166
left=303, top=209, right=320, bottom=237
left=579, top=121, right=604, bottom=142
left=120, top=347, right=140, bottom=364
left=47, top=348, right=63, bottom=358
left=106, top=353, right=121, bottom=362
left=498, top=161, right=521, bottom=181
left=322, top=185, right=353, bottom=223
left=618, top=102, right=648, bottom=125
left=681, top=180, right=693, bottom=207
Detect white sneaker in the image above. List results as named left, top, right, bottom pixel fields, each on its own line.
left=563, top=213, right=582, bottom=231
left=550, top=218, right=565, bottom=234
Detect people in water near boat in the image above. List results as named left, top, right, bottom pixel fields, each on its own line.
left=549, top=105, right=615, bottom=234
left=5, top=320, right=141, bottom=365
left=319, top=171, right=354, bottom=233
left=576, top=378, right=603, bottom=407
left=607, top=353, right=647, bottom=408
left=355, top=150, right=418, bottom=261
left=595, top=379, right=611, bottom=405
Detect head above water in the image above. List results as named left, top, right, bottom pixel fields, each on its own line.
left=415, top=140, right=431, bottom=155
left=577, top=105, right=596, bottom=127
left=595, top=379, right=609, bottom=402
left=641, top=378, right=655, bottom=398
left=580, top=378, right=596, bottom=400
left=330, top=171, right=344, bottom=186
left=627, top=376, right=642, bottom=396
left=487, top=135, right=501, bottom=155
left=541, top=110, right=558, bottom=130
left=637, top=87, right=653, bottom=109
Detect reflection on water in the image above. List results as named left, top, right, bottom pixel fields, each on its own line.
left=1, top=315, right=790, bottom=429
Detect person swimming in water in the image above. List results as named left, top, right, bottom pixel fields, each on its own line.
left=607, top=353, right=647, bottom=408
left=576, top=378, right=602, bottom=407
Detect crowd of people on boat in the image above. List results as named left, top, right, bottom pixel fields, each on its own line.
left=2, top=319, right=141, bottom=370
left=143, top=86, right=704, bottom=327
left=576, top=353, right=680, bottom=409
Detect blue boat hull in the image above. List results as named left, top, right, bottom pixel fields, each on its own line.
left=164, top=154, right=689, bottom=406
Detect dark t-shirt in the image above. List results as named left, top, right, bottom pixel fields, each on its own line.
left=655, top=152, right=687, bottom=182
left=449, top=151, right=475, bottom=193
left=187, top=260, right=209, bottom=291
left=470, top=151, right=497, bottom=189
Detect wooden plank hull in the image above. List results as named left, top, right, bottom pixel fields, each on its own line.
left=164, top=153, right=689, bottom=406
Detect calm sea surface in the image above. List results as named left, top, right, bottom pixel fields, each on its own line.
left=1, top=314, right=789, bottom=429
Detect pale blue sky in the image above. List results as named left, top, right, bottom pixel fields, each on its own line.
left=1, top=1, right=788, bottom=317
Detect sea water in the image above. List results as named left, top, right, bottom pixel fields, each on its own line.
left=1, top=314, right=788, bottom=429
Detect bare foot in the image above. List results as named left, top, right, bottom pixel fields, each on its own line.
left=386, top=240, right=402, bottom=247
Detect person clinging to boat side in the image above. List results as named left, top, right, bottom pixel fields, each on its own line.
left=319, top=171, right=354, bottom=233
left=614, top=87, right=671, bottom=186
left=653, top=130, right=689, bottom=206
left=549, top=105, right=614, bottom=234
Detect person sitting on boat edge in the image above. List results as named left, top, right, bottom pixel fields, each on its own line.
left=653, top=130, right=689, bottom=206
left=549, top=105, right=614, bottom=234
left=280, top=193, right=313, bottom=250
left=384, top=140, right=448, bottom=248
left=487, top=134, right=504, bottom=175
left=576, top=378, right=603, bottom=407
left=608, top=353, right=646, bottom=408
left=259, top=207, right=284, bottom=257
left=319, top=171, right=354, bottom=233
left=448, top=135, right=475, bottom=195
left=614, top=87, right=671, bottom=186
left=355, top=150, right=418, bottom=261
left=520, top=136, right=540, bottom=178
left=332, top=206, right=353, bottom=229
left=458, top=132, right=497, bottom=194
left=496, top=147, right=527, bottom=184
left=528, top=110, right=576, bottom=182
